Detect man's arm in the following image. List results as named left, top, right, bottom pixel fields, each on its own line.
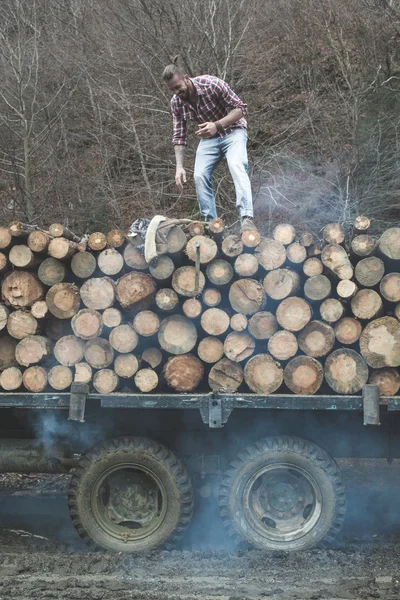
left=172, top=104, right=188, bottom=191
left=174, top=145, right=187, bottom=191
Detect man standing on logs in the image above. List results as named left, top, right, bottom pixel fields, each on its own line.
left=163, top=61, right=257, bottom=232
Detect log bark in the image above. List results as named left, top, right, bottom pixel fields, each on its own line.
left=134, top=369, right=158, bottom=392
left=359, top=316, right=400, bottom=367
left=354, top=215, right=371, bottom=233
left=241, top=229, right=261, bottom=248
left=106, top=230, right=126, bottom=248
left=244, top=354, right=283, bottom=394
left=323, top=223, right=345, bottom=244
left=297, top=320, right=335, bottom=357
left=27, top=231, right=50, bottom=253
left=221, top=235, right=243, bottom=258
left=48, top=238, right=79, bottom=260
left=15, top=335, right=53, bottom=367
left=48, top=365, right=73, bottom=390
left=123, top=243, right=148, bottom=270
left=0, top=335, right=18, bottom=370
left=172, top=266, right=205, bottom=297
left=234, top=254, right=259, bottom=278
left=303, top=257, right=323, bottom=277
left=116, top=273, right=156, bottom=311
left=158, top=315, right=197, bottom=355
left=0, top=252, right=7, bottom=273
left=188, top=221, right=205, bottom=237
left=209, top=358, right=243, bottom=392
left=324, top=349, right=369, bottom=394
left=286, top=242, right=307, bottom=266
left=229, top=279, right=266, bottom=315
left=299, top=232, right=313, bottom=247
left=334, top=317, right=363, bottom=345
left=380, top=273, right=400, bottom=303
left=304, top=275, right=332, bottom=302
left=276, top=297, right=312, bottom=331
left=71, top=309, right=103, bottom=340
left=141, top=348, right=163, bottom=369
left=149, top=256, right=175, bottom=281
left=0, top=227, right=11, bottom=250
left=255, top=238, right=286, bottom=271
left=109, top=324, right=139, bottom=353
left=101, top=307, right=122, bottom=328
left=230, top=313, right=248, bottom=332
left=224, top=331, right=255, bottom=362
left=38, top=258, right=66, bottom=286
left=80, top=278, right=116, bottom=311
left=284, top=356, right=323, bottom=395
left=200, top=308, right=230, bottom=336
left=355, top=257, right=385, bottom=287
left=48, top=223, right=80, bottom=242
left=2, top=271, right=43, bottom=308
left=54, top=335, right=85, bottom=366
left=71, top=252, right=97, bottom=279
left=45, top=317, right=71, bottom=341
left=337, top=280, right=358, bottom=299
left=202, top=288, right=221, bottom=307
left=88, top=232, right=107, bottom=251
left=46, top=283, right=80, bottom=319
left=22, top=366, right=47, bottom=392
left=133, top=310, right=160, bottom=337
left=186, top=235, right=218, bottom=264
left=182, top=297, right=202, bottom=318
left=156, top=288, right=179, bottom=312
left=351, top=289, right=383, bottom=320
left=98, top=248, right=124, bottom=276
left=206, top=259, right=234, bottom=286
left=7, top=310, right=38, bottom=339
left=319, top=298, right=345, bottom=323
left=273, top=223, right=296, bottom=245
left=114, top=354, right=140, bottom=378
left=369, top=368, right=400, bottom=396
left=84, top=338, right=114, bottom=368
left=164, top=354, right=204, bottom=391
left=74, top=362, right=93, bottom=384
left=351, top=235, right=376, bottom=258
left=0, top=304, right=9, bottom=331
left=0, top=367, right=23, bottom=390
left=31, top=300, right=49, bottom=319
left=93, top=369, right=119, bottom=393
left=267, top=330, right=298, bottom=361
left=321, top=244, right=353, bottom=280
left=377, top=227, right=400, bottom=261
left=248, top=311, right=278, bottom=340
left=208, top=217, right=225, bottom=236
left=197, top=337, right=224, bottom=363
left=263, top=269, right=300, bottom=300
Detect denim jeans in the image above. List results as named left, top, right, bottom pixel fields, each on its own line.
left=193, top=128, right=253, bottom=221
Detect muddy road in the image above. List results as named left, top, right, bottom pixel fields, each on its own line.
left=0, top=460, right=400, bottom=599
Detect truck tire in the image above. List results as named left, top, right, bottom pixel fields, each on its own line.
left=219, top=436, right=346, bottom=552
left=68, top=436, right=194, bottom=552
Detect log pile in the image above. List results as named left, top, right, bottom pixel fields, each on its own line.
left=1, top=218, right=400, bottom=397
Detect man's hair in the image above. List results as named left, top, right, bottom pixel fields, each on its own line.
left=162, top=56, right=185, bottom=82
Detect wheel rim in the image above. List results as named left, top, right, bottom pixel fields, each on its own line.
left=242, top=463, right=322, bottom=542
left=91, top=462, right=168, bottom=543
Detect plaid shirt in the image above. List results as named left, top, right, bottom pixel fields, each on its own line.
left=170, top=75, right=248, bottom=146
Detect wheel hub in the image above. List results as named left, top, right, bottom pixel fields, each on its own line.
left=105, top=471, right=159, bottom=527
left=265, top=480, right=298, bottom=512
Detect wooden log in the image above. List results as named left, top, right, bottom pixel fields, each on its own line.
left=298, top=320, right=335, bottom=357
left=286, top=242, right=307, bottom=266
left=149, top=256, right=175, bottom=281
left=321, top=244, right=353, bottom=280
left=2, top=271, right=43, bottom=308
left=380, top=273, right=400, bottom=303
left=172, top=266, right=205, bottom=297
left=7, top=310, right=38, bottom=340
left=114, top=354, right=140, bottom=378
left=323, top=223, right=345, bottom=245
left=244, top=354, right=283, bottom=394
left=351, top=235, right=376, bottom=258
left=116, top=272, right=156, bottom=311
left=206, top=259, right=234, bottom=286
left=377, top=228, right=400, bottom=261
left=198, top=337, right=224, bottom=363
left=337, top=280, right=358, bottom=300
left=224, top=331, right=255, bottom=362
left=0, top=227, right=12, bottom=250
left=267, top=330, right=298, bottom=361
left=48, top=365, right=73, bottom=390
left=0, top=252, right=7, bottom=273
left=241, top=229, right=261, bottom=249
left=106, top=230, right=126, bottom=248
left=74, top=362, right=93, bottom=384
left=8, top=222, right=38, bottom=237
left=93, top=369, right=119, bottom=393
left=77, top=237, right=88, bottom=252
left=188, top=221, right=205, bottom=237
left=303, top=257, right=323, bottom=277
left=54, top=335, right=85, bottom=367
left=202, top=288, right=221, bottom=307
left=284, top=356, right=323, bottom=395
left=230, top=313, right=248, bottom=332
left=182, top=298, right=202, bottom=318
left=248, top=311, right=278, bottom=340
left=334, top=317, right=363, bottom=345
left=48, top=238, right=79, bottom=260
left=22, top=366, right=47, bottom=392
left=221, top=235, right=243, bottom=258
left=234, top=254, right=259, bottom=278
left=44, top=317, right=71, bottom=341
left=304, top=275, right=332, bottom=302
left=84, top=338, right=114, bottom=368
left=186, top=235, right=218, bottom=265
left=354, top=216, right=371, bottom=233
left=158, top=315, right=197, bottom=355
left=208, top=217, right=225, bottom=236
left=0, top=367, right=23, bottom=390
left=109, top=324, right=139, bottom=353
left=208, top=358, right=243, bottom=392
left=319, top=298, right=345, bottom=323
left=31, top=300, right=49, bottom=319
left=133, top=310, right=160, bottom=337
left=359, top=316, right=400, bottom=367
left=46, top=283, right=80, bottom=319
left=324, top=349, right=369, bottom=394
left=156, top=288, right=179, bottom=312
left=15, top=335, right=53, bottom=367
left=355, top=257, right=385, bottom=288
left=299, top=232, right=313, bottom=247
left=134, top=368, right=158, bottom=392
left=351, top=289, right=383, bottom=320
left=229, top=279, right=266, bottom=315
left=164, top=354, right=204, bottom=391
left=101, top=307, right=122, bottom=328
left=307, top=243, right=322, bottom=257
left=369, top=368, right=400, bottom=396
left=27, top=231, right=50, bottom=253
left=71, top=252, right=97, bottom=279
left=80, top=278, right=116, bottom=311
left=263, top=269, right=300, bottom=300
left=0, top=335, right=18, bottom=370
left=141, top=348, right=163, bottom=369
left=0, top=305, right=9, bottom=331
left=48, top=223, right=80, bottom=242
left=276, top=297, right=312, bottom=331
left=200, top=308, right=230, bottom=336
left=166, top=226, right=187, bottom=254
left=38, top=258, right=66, bottom=287
left=273, top=223, right=296, bottom=245
left=98, top=248, right=124, bottom=276
left=71, top=309, right=103, bottom=340
left=255, top=238, right=286, bottom=271
left=88, top=232, right=107, bottom=251
left=123, top=242, right=148, bottom=270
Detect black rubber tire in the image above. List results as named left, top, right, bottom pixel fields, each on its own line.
left=68, top=436, right=194, bottom=552
left=219, top=436, right=346, bottom=552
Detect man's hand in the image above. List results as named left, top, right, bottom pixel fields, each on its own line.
left=175, top=167, right=187, bottom=191
left=196, top=122, right=218, bottom=138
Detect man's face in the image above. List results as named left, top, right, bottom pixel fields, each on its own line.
left=167, top=74, right=190, bottom=100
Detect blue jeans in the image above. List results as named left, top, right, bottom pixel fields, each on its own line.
left=193, top=128, right=253, bottom=221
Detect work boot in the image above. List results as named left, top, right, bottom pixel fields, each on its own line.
left=240, top=216, right=258, bottom=233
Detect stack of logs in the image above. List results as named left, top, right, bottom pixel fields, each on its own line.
left=1, top=216, right=400, bottom=397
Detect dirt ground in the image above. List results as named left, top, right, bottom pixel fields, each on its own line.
left=0, top=460, right=400, bottom=600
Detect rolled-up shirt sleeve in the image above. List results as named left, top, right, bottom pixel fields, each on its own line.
left=172, top=104, right=188, bottom=146
left=212, top=78, right=248, bottom=117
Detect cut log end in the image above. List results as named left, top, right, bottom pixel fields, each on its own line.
left=284, top=356, right=323, bottom=395
left=164, top=354, right=204, bottom=391
left=244, top=354, right=283, bottom=394
left=325, top=349, right=369, bottom=394
left=134, top=369, right=158, bottom=392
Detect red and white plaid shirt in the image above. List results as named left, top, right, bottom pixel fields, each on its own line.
left=170, top=75, right=248, bottom=146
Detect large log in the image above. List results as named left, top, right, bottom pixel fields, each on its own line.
left=74, top=362, right=93, bottom=384
left=319, top=298, right=345, bottom=323
left=359, top=316, right=400, bottom=367
left=224, top=331, right=255, bottom=362
left=255, top=238, right=286, bottom=271
left=9, top=245, right=39, bottom=269
left=186, top=235, right=218, bottom=264
left=276, top=297, right=312, bottom=331
left=27, top=231, right=51, bottom=253
left=234, top=254, right=259, bottom=278
left=164, top=354, right=204, bottom=392
left=15, top=335, right=53, bottom=367
left=208, top=358, right=243, bottom=392
left=182, top=297, right=202, bottom=318
left=324, top=349, right=369, bottom=394
left=114, top=354, right=140, bottom=378
left=230, top=313, right=248, bottom=332
left=71, top=309, right=103, bottom=340
left=0, top=335, right=18, bottom=370
left=156, top=288, right=179, bottom=312
left=117, top=272, right=157, bottom=311
left=377, top=227, right=400, bottom=261
left=123, top=243, right=148, bottom=270
left=273, top=223, right=296, bottom=245
left=0, top=227, right=11, bottom=250
left=101, top=307, right=123, bottom=328
left=149, top=256, right=175, bottom=281
left=229, top=279, right=266, bottom=315
left=248, top=311, right=278, bottom=340
left=84, top=338, right=114, bottom=369
left=298, top=320, right=335, bottom=357
left=286, top=242, right=307, bottom=266
left=355, top=257, right=385, bottom=288
left=351, top=235, right=376, bottom=258
left=303, top=257, right=323, bottom=277
left=31, top=300, right=49, bottom=319
left=0, top=367, right=23, bottom=390
left=106, top=230, right=126, bottom=248
left=369, top=368, right=400, bottom=396
left=48, top=223, right=80, bottom=242
left=323, top=223, right=345, bottom=245
left=165, top=226, right=187, bottom=254
left=80, top=278, right=116, bottom=311
left=0, top=305, right=9, bottom=331
left=244, top=354, right=283, bottom=394
left=380, top=273, right=400, bottom=303
left=172, top=266, right=205, bottom=297
left=141, top=348, right=163, bottom=369
left=22, top=366, right=47, bottom=392
left=38, top=258, right=66, bottom=286
left=198, top=337, right=224, bottom=363
left=334, top=317, right=362, bottom=345
left=351, top=289, right=383, bottom=320
left=88, top=232, right=107, bottom=251
left=134, top=369, right=158, bottom=392
left=206, top=259, right=234, bottom=286
left=48, top=238, right=79, bottom=260
left=133, top=310, right=160, bottom=337
left=284, top=356, right=323, bottom=394
left=98, top=248, right=124, bottom=276
left=263, top=269, right=300, bottom=300
left=321, top=244, right=353, bottom=280
left=158, top=315, right=197, bottom=355
left=2, top=271, right=43, bottom=308
left=201, top=308, right=230, bottom=336
left=48, top=365, right=73, bottom=390
left=202, top=288, right=221, bottom=308
left=221, top=235, right=243, bottom=258
left=93, top=369, right=119, bottom=393
left=46, top=283, right=80, bottom=319
left=109, top=324, right=139, bottom=353
left=267, top=330, right=298, bottom=361
left=71, top=252, right=97, bottom=279
left=241, top=229, right=261, bottom=249
left=7, top=310, right=38, bottom=340
left=54, top=335, right=85, bottom=366
left=304, top=275, right=332, bottom=302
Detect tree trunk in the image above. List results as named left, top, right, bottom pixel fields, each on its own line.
left=109, top=324, right=139, bottom=353
left=303, top=257, right=323, bottom=277
left=221, top=235, right=243, bottom=258
left=71, top=252, right=97, bottom=279
left=224, top=331, right=255, bottom=362
left=351, top=235, right=376, bottom=258
left=325, top=349, right=369, bottom=394
left=337, top=280, right=358, bottom=299
left=200, top=308, right=230, bottom=336
left=2, top=271, right=43, bottom=308
left=323, top=223, right=345, bottom=244
left=377, top=227, right=400, bottom=261
left=202, top=288, right=221, bottom=307
left=298, top=320, right=335, bottom=357
left=38, top=258, right=66, bottom=286
left=84, top=338, right=114, bottom=368
left=133, top=310, right=160, bottom=337
left=241, top=229, right=261, bottom=248
left=141, top=348, right=163, bottom=369
left=74, top=362, right=93, bottom=384
left=48, top=238, right=79, bottom=260
left=93, top=369, right=119, bottom=393
left=208, top=358, right=243, bottom=392
left=22, top=366, right=47, bottom=392
left=286, top=242, right=307, bottom=266
left=334, top=317, right=363, bottom=345
left=98, top=248, right=124, bottom=276
left=149, top=256, right=175, bottom=281
left=248, top=311, right=278, bottom=339
left=273, top=223, right=296, bottom=245
left=158, top=315, right=197, bottom=355
left=268, top=330, right=298, bottom=361
left=206, top=259, right=234, bottom=286
left=197, top=337, right=224, bottom=363
left=244, top=354, right=283, bottom=394
left=164, top=354, right=204, bottom=391
left=359, top=316, right=400, bottom=367
left=284, top=356, right=323, bottom=394
left=304, top=275, right=332, bottom=302
left=88, top=232, right=107, bottom=251
left=230, top=313, right=248, bottom=332
left=255, top=238, right=286, bottom=270
left=234, top=254, right=259, bottom=277
left=46, top=283, right=80, bottom=319
left=116, top=273, right=157, bottom=311
left=182, top=297, right=202, bottom=318
left=27, top=231, right=50, bottom=253
left=48, top=365, right=73, bottom=390
left=321, top=244, right=353, bottom=279
left=380, top=273, right=400, bottom=303
left=229, top=279, right=266, bottom=315
left=134, top=368, right=158, bottom=392
left=71, top=309, right=103, bottom=340
left=101, top=307, right=122, bottom=328
left=319, top=298, right=345, bottom=323
left=7, top=310, right=38, bottom=339
left=156, top=288, right=179, bottom=312
left=263, top=268, right=300, bottom=300
left=351, top=289, right=383, bottom=320
left=107, top=230, right=126, bottom=248
left=355, top=257, right=385, bottom=288
left=0, top=367, right=23, bottom=390
left=15, top=335, right=53, bottom=367
left=80, top=278, right=116, bottom=310
left=0, top=227, right=11, bottom=250
left=31, top=300, right=49, bottom=319
left=186, top=235, right=218, bottom=264
left=172, top=266, right=205, bottom=297
left=369, top=368, right=400, bottom=396
left=276, top=297, right=312, bottom=331
left=54, top=335, right=85, bottom=366
left=114, top=354, right=140, bottom=378
left=48, top=223, right=80, bottom=242
left=123, top=243, right=148, bottom=270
